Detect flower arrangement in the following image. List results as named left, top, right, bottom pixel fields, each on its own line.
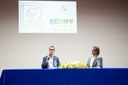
left=59, top=61, right=88, bottom=69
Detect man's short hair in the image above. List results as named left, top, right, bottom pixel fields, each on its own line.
left=49, top=46, right=55, bottom=51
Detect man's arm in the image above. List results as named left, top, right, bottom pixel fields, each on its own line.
left=86, top=57, right=91, bottom=68
left=41, top=57, right=48, bottom=68
left=96, top=57, right=103, bottom=68
left=57, top=57, right=60, bottom=67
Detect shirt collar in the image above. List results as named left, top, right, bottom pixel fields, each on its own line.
left=48, top=55, right=54, bottom=59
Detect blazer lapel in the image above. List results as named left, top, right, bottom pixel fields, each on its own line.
left=53, top=56, right=57, bottom=67
left=92, top=57, right=97, bottom=67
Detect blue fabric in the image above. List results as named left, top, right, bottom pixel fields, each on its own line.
left=0, top=77, right=1, bottom=85
left=1, top=68, right=128, bottom=85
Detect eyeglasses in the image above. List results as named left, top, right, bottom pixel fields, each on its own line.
left=49, top=49, right=55, bottom=51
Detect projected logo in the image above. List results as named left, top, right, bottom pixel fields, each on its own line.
left=19, top=1, right=77, bottom=33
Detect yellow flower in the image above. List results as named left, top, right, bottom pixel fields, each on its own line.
left=59, top=61, right=88, bottom=69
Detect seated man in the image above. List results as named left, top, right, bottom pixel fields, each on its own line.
left=41, top=46, right=60, bottom=68
left=87, top=46, right=103, bottom=68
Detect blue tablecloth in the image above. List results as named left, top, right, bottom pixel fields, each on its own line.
left=0, top=68, right=128, bottom=85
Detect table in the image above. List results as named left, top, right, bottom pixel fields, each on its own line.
left=1, top=68, right=128, bottom=85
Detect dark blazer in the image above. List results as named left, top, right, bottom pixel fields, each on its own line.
left=41, top=56, right=60, bottom=68
left=87, top=57, right=103, bottom=68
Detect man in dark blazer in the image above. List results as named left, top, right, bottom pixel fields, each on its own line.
left=41, top=46, right=60, bottom=68
left=87, top=46, right=103, bottom=68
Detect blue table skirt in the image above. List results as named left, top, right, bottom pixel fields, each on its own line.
left=1, top=68, right=128, bottom=85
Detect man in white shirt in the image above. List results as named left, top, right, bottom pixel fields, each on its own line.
left=87, top=46, right=103, bottom=68
left=41, top=46, right=60, bottom=68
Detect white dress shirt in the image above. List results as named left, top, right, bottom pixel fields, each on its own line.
left=48, top=56, right=54, bottom=68
left=90, top=56, right=96, bottom=67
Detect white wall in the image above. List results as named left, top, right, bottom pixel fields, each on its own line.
left=0, top=0, right=128, bottom=74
